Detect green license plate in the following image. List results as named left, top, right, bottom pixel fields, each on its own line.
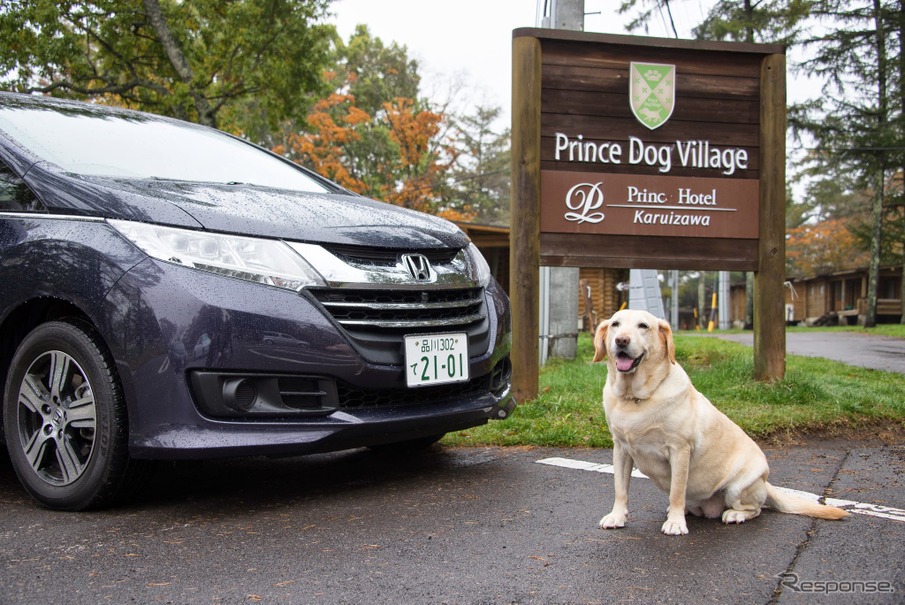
left=404, top=333, right=469, bottom=387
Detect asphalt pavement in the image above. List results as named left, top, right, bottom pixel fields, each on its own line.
left=1, top=439, right=903, bottom=604
left=711, top=330, right=905, bottom=374
left=2, top=330, right=902, bottom=604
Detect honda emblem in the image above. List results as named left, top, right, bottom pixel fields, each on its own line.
left=401, top=253, right=433, bottom=281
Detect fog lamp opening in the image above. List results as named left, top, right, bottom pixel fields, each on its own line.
left=223, top=378, right=258, bottom=412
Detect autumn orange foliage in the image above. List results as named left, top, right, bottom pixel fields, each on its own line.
left=277, top=83, right=473, bottom=221
left=786, top=218, right=869, bottom=276
left=283, top=93, right=370, bottom=193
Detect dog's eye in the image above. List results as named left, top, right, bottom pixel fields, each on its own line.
left=638, top=322, right=649, bottom=329
left=611, top=321, right=620, bottom=328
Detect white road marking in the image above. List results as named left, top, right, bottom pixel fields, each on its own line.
left=537, top=456, right=651, bottom=478
left=536, top=456, right=905, bottom=524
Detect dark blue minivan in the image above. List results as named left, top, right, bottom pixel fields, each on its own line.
left=0, top=92, right=513, bottom=510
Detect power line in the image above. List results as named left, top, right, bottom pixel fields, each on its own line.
left=790, top=145, right=905, bottom=153
left=659, top=0, right=680, bottom=38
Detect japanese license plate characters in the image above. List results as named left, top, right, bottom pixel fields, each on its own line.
left=404, top=333, right=469, bottom=387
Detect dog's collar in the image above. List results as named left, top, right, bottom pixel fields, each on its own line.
left=620, top=395, right=644, bottom=404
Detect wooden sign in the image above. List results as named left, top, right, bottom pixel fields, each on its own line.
left=510, top=28, right=787, bottom=401
left=526, top=29, right=783, bottom=270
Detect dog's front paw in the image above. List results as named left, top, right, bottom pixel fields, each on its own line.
left=661, top=516, right=688, bottom=535
left=599, top=512, right=627, bottom=529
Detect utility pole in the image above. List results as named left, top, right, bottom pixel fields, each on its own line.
left=537, top=0, right=585, bottom=29
left=536, top=0, right=584, bottom=364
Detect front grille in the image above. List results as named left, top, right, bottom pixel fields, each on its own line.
left=277, top=376, right=337, bottom=410
left=313, top=287, right=485, bottom=328
left=324, top=244, right=460, bottom=267
left=308, top=287, right=491, bottom=365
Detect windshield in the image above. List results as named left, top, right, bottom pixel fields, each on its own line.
left=0, top=104, right=329, bottom=193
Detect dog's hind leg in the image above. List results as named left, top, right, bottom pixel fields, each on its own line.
left=722, top=479, right=767, bottom=524
left=687, top=493, right=725, bottom=519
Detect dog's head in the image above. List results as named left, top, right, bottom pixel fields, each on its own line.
left=592, top=309, right=676, bottom=373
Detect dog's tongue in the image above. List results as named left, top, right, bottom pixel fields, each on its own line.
left=616, top=355, right=636, bottom=372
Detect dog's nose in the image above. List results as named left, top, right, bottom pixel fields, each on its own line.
left=615, top=335, right=630, bottom=347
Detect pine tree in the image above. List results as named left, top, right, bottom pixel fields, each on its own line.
left=793, top=0, right=903, bottom=326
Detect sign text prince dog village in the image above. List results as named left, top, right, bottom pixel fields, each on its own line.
left=540, top=57, right=760, bottom=241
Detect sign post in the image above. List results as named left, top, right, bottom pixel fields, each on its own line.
left=510, top=29, right=787, bottom=401
left=510, top=34, right=542, bottom=403
left=755, top=53, right=787, bottom=381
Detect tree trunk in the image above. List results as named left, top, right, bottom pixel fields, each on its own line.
left=865, top=183, right=883, bottom=328
left=899, top=0, right=905, bottom=324
left=744, top=0, right=754, bottom=43
left=143, top=0, right=217, bottom=128
left=865, top=0, right=888, bottom=329
left=901, top=263, right=905, bottom=325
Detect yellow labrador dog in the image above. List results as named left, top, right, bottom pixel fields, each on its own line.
left=593, top=309, right=848, bottom=535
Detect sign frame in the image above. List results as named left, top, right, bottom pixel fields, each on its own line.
left=510, top=29, right=787, bottom=401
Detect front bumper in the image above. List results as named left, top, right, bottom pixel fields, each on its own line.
left=103, top=258, right=513, bottom=460
left=130, top=385, right=515, bottom=459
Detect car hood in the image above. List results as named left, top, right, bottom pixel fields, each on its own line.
left=29, top=169, right=469, bottom=249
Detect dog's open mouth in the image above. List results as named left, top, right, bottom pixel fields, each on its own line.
left=615, top=352, right=643, bottom=373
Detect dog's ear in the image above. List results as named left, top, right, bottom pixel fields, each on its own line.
left=658, top=319, right=676, bottom=364
left=592, top=320, right=610, bottom=363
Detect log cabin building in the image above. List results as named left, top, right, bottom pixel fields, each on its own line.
left=783, top=266, right=903, bottom=325
left=459, top=222, right=902, bottom=330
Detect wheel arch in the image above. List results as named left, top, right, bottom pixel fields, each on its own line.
left=0, top=297, right=95, bottom=437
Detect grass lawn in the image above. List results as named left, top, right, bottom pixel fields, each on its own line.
left=444, top=329, right=905, bottom=448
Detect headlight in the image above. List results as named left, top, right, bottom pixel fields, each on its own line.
left=464, top=243, right=492, bottom=287
left=109, top=220, right=325, bottom=291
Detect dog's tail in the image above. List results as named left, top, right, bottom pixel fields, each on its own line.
left=765, top=482, right=849, bottom=520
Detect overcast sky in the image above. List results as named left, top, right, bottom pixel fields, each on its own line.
left=329, top=0, right=711, bottom=123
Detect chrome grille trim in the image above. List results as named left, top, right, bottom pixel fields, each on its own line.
left=308, top=285, right=490, bottom=365
left=331, top=313, right=486, bottom=329
left=323, top=244, right=459, bottom=267
left=287, top=241, right=481, bottom=289
left=319, top=294, right=484, bottom=311
left=312, top=287, right=487, bottom=331
left=298, top=240, right=494, bottom=365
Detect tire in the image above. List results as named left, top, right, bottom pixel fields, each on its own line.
left=3, top=320, right=145, bottom=510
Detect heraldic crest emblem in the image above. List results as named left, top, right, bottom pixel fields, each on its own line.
left=630, top=62, right=675, bottom=130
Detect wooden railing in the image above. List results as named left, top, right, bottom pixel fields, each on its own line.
left=857, top=298, right=903, bottom=316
